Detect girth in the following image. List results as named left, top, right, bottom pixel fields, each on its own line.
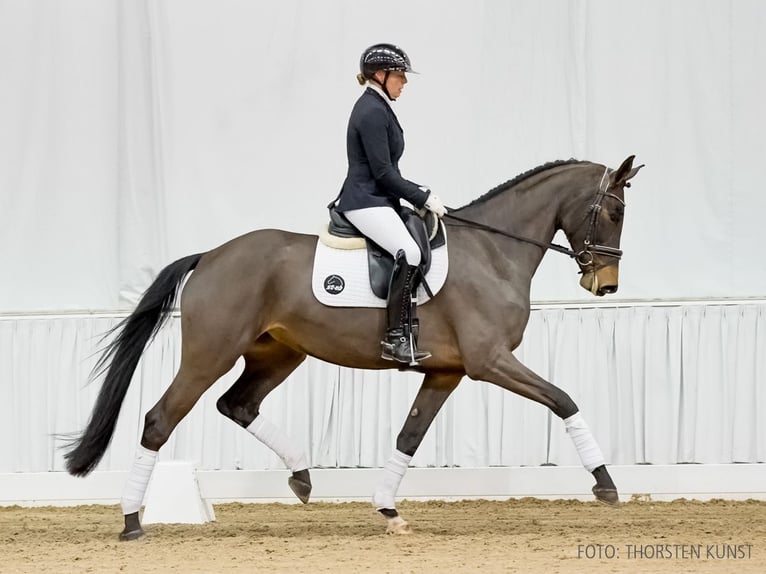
left=327, top=205, right=445, bottom=299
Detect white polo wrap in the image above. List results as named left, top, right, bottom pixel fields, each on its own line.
left=246, top=415, right=308, bottom=472
left=120, top=444, right=158, bottom=515
left=564, top=411, right=605, bottom=472
left=372, top=449, right=412, bottom=510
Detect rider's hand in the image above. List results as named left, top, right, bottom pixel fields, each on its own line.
left=424, top=192, right=447, bottom=218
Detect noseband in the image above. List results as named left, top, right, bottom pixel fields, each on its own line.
left=575, top=167, right=624, bottom=267
left=443, top=165, right=625, bottom=267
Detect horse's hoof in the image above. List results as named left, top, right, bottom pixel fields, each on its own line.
left=385, top=515, right=412, bottom=535
left=592, top=485, right=620, bottom=505
left=288, top=470, right=312, bottom=504
left=119, top=511, right=145, bottom=541
left=118, top=527, right=145, bottom=541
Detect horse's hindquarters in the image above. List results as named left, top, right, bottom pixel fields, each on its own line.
left=579, top=265, right=618, bottom=296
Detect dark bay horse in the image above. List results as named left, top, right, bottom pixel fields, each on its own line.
left=65, top=156, right=643, bottom=539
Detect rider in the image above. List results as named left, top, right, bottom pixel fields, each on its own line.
left=334, top=43, right=447, bottom=365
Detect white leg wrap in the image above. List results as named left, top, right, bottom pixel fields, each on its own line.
left=120, top=445, right=158, bottom=515
left=246, top=415, right=308, bottom=472
left=564, top=412, right=605, bottom=472
left=373, top=450, right=412, bottom=510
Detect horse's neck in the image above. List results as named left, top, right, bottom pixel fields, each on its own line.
left=457, top=174, right=569, bottom=274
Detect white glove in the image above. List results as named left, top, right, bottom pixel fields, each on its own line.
left=424, top=193, right=447, bottom=218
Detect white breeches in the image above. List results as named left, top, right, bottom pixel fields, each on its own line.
left=344, top=206, right=422, bottom=266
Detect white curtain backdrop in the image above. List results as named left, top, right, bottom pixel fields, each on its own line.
left=1, top=1, right=765, bottom=475
left=1, top=0, right=765, bottom=310
left=1, top=303, right=764, bottom=473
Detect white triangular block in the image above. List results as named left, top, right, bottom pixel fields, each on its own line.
left=142, top=461, right=215, bottom=525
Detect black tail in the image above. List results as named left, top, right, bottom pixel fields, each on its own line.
left=64, top=253, right=203, bottom=477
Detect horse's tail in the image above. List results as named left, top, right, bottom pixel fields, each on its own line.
left=64, top=253, right=203, bottom=477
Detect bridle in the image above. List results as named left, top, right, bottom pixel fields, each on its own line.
left=576, top=167, right=625, bottom=266
left=442, top=166, right=625, bottom=269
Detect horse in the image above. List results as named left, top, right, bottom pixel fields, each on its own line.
left=64, top=155, right=643, bottom=539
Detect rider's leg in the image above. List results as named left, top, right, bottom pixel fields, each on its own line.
left=344, top=207, right=430, bottom=364
left=343, top=206, right=421, bottom=265
left=379, top=250, right=430, bottom=363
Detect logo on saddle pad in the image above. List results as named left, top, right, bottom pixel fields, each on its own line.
left=323, top=274, right=345, bottom=294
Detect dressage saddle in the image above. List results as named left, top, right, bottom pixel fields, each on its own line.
left=326, top=204, right=445, bottom=299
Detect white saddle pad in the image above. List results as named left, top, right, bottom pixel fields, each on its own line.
left=311, top=234, right=449, bottom=308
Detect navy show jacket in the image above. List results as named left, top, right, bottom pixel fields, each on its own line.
left=336, top=88, right=430, bottom=212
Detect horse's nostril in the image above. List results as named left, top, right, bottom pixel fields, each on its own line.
left=599, top=285, right=618, bottom=295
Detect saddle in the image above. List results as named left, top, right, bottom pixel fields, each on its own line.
left=327, top=205, right=446, bottom=299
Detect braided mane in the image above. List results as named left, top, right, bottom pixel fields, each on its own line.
left=457, top=158, right=582, bottom=209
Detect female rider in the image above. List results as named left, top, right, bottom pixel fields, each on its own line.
left=334, top=43, right=447, bottom=365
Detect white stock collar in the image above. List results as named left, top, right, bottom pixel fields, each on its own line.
left=366, top=81, right=395, bottom=108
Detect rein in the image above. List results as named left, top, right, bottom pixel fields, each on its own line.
left=442, top=167, right=625, bottom=267
left=443, top=212, right=579, bottom=259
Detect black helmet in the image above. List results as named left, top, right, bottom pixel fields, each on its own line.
left=359, top=43, right=416, bottom=79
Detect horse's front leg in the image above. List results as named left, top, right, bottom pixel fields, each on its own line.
left=466, top=349, right=619, bottom=504
left=374, top=371, right=463, bottom=534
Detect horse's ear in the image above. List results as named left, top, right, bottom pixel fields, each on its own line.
left=611, top=155, right=645, bottom=188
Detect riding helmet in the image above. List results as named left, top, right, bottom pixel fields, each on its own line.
left=359, top=43, right=416, bottom=79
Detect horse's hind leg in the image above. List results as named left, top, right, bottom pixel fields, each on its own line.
left=466, top=350, right=619, bottom=504
left=216, top=334, right=310, bottom=502
left=120, top=351, right=239, bottom=541
left=374, top=371, right=463, bottom=534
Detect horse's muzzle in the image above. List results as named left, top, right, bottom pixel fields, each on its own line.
left=580, top=264, right=619, bottom=296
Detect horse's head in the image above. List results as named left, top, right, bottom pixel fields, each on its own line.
left=563, top=155, right=644, bottom=296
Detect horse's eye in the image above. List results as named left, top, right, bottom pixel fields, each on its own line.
left=609, top=205, right=624, bottom=224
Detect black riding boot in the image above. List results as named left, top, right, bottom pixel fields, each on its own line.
left=381, top=251, right=431, bottom=365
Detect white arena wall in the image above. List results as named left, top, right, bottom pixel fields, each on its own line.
left=1, top=0, right=765, bottom=505
left=1, top=300, right=764, bottom=505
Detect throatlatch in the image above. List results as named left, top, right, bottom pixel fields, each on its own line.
left=381, top=250, right=431, bottom=365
